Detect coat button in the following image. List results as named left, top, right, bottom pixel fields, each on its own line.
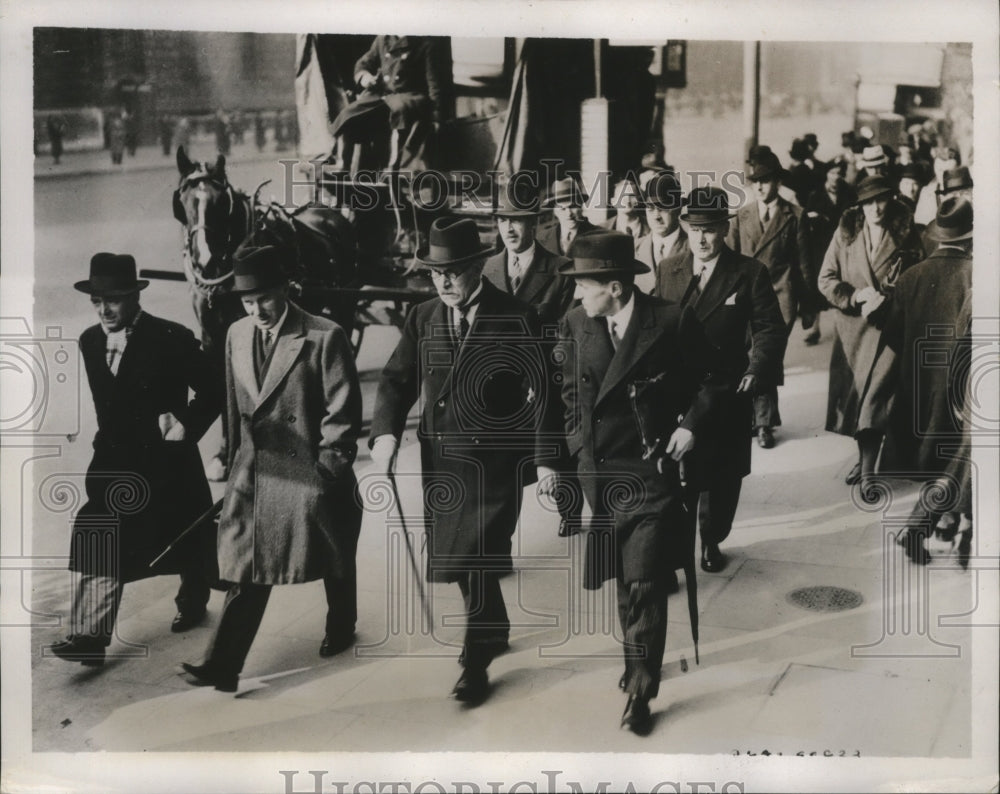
left=596, top=418, right=602, bottom=424
left=598, top=456, right=606, bottom=464
left=473, top=438, right=480, bottom=444
left=241, top=412, right=251, bottom=421
left=287, top=415, right=296, bottom=423
left=289, top=450, right=297, bottom=457
left=582, top=375, right=590, bottom=383
left=437, top=399, right=445, bottom=407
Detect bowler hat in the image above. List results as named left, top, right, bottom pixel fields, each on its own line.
left=788, top=138, right=812, bottom=163
left=854, top=175, right=894, bottom=205
left=557, top=231, right=650, bottom=277
left=746, top=144, right=774, bottom=164
left=680, top=186, right=735, bottom=225
left=416, top=217, right=495, bottom=270
left=493, top=176, right=541, bottom=217
left=935, top=165, right=973, bottom=195
left=643, top=171, right=682, bottom=210
left=926, top=195, right=973, bottom=242
left=543, top=177, right=588, bottom=208
left=803, top=133, right=819, bottom=148
left=860, top=145, right=889, bottom=169
left=232, top=245, right=289, bottom=294
left=748, top=150, right=784, bottom=181
left=74, top=253, right=148, bottom=296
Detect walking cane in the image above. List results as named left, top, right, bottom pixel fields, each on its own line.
left=387, top=470, right=434, bottom=631
left=149, top=498, right=223, bottom=569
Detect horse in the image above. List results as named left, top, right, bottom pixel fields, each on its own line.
left=172, top=146, right=359, bottom=479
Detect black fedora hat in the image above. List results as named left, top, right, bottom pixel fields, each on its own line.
left=493, top=176, right=541, bottom=217
left=855, top=175, right=895, bottom=205
left=748, top=150, right=784, bottom=181
left=936, top=165, right=973, bottom=195
left=926, top=195, right=973, bottom=242
left=680, top=186, right=735, bottom=225
left=416, top=217, right=495, bottom=270
left=74, top=253, right=148, bottom=296
left=558, top=231, right=650, bottom=278
left=643, top=171, right=683, bottom=210
left=542, top=177, right=588, bottom=208
left=788, top=138, right=811, bottom=163
left=232, top=245, right=289, bottom=294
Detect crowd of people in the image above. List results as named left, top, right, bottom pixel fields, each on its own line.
left=47, top=49, right=975, bottom=737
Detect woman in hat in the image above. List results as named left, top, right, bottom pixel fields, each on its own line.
left=818, top=176, right=923, bottom=489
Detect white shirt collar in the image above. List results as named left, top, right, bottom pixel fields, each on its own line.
left=453, top=281, right=484, bottom=328
left=508, top=242, right=535, bottom=271
left=265, top=302, right=290, bottom=340
left=652, top=226, right=681, bottom=253
left=694, top=253, right=721, bottom=283
left=758, top=197, right=778, bottom=223
left=607, top=290, right=636, bottom=340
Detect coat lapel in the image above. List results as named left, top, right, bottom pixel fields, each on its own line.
left=755, top=200, right=792, bottom=253
left=256, top=305, right=306, bottom=409
left=516, top=247, right=553, bottom=305
left=231, top=319, right=259, bottom=404
left=596, top=293, right=660, bottom=407
left=482, top=251, right=508, bottom=293
left=660, top=254, right=695, bottom=304
left=694, top=247, right=742, bottom=322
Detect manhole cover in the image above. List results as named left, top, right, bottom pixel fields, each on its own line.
left=786, top=586, right=863, bottom=612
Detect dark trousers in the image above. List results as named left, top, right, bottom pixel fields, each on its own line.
left=753, top=385, right=782, bottom=429
left=456, top=571, right=510, bottom=670
left=616, top=577, right=668, bottom=700
left=204, top=574, right=357, bottom=677
left=697, top=476, right=743, bottom=548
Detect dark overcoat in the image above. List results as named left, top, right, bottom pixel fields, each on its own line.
left=803, top=182, right=856, bottom=315
left=655, top=245, right=787, bottom=482
left=218, top=303, right=362, bottom=585
left=634, top=227, right=688, bottom=294
left=482, top=242, right=574, bottom=327
left=728, top=197, right=809, bottom=329
left=881, top=248, right=972, bottom=476
left=71, top=312, right=220, bottom=582
left=371, top=279, right=551, bottom=583
left=353, top=35, right=454, bottom=126
left=557, top=293, right=723, bottom=589
left=818, top=200, right=922, bottom=436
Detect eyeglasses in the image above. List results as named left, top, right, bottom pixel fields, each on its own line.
left=429, top=268, right=465, bottom=282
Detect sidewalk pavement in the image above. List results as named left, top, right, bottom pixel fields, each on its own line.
left=34, top=139, right=288, bottom=181
left=28, top=329, right=982, bottom=761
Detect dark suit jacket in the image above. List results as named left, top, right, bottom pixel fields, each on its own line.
left=372, top=279, right=555, bottom=582
left=803, top=182, right=856, bottom=313
left=634, top=227, right=689, bottom=294
left=557, top=292, right=723, bottom=585
left=535, top=217, right=602, bottom=256
left=72, top=312, right=220, bottom=582
left=728, top=197, right=809, bottom=327
left=655, top=245, right=786, bottom=480
left=482, top=241, right=574, bottom=327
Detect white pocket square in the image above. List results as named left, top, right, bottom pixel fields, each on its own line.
left=725, top=293, right=737, bottom=305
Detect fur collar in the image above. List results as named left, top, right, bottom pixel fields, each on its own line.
left=838, top=198, right=914, bottom=246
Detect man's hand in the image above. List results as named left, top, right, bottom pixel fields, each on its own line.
left=664, top=427, right=694, bottom=461
left=737, top=373, right=757, bottom=393
left=536, top=465, right=559, bottom=498
left=357, top=71, right=379, bottom=90
left=861, top=291, right=886, bottom=318
left=853, top=285, right=878, bottom=306
left=370, top=434, right=399, bottom=475
left=158, top=412, right=186, bottom=441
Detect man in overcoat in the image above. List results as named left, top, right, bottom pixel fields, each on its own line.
left=482, top=178, right=580, bottom=536
left=181, top=246, right=362, bottom=692
left=551, top=231, right=723, bottom=735
left=536, top=177, right=601, bottom=256
left=818, top=175, right=923, bottom=489
left=727, top=150, right=809, bottom=448
left=50, top=253, right=219, bottom=666
left=655, top=187, right=786, bottom=574
left=371, top=217, right=551, bottom=704
left=634, top=171, right=688, bottom=295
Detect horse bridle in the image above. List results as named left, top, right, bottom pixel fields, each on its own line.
left=176, top=168, right=252, bottom=288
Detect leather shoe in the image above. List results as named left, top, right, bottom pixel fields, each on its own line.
left=701, top=543, right=727, bottom=573
left=756, top=427, right=775, bottom=449
left=452, top=667, right=489, bottom=703
left=170, top=609, right=206, bottom=633
left=558, top=518, right=581, bottom=537
left=319, top=631, right=355, bottom=658
left=620, top=695, right=653, bottom=736
left=845, top=461, right=862, bottom=485
left=458, top=638, right=509, bottom=666
left=803, top=330, right=821, bottom=346
left=50, top=638, right=105, bottom=667
left=180, top=661, right=238, bottom=693
left=897, top=530, right=930, bottom=566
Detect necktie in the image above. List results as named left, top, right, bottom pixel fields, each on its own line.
left=608, top=319, right=620, bottom=350
left=264, top=329, right=274, bottom=355
left=105, top=329, right=128, bottom=375
left=763, top=205, right=771, bottom=225
left=563, top=231, right=574, bottom=254
left=657, top=239, right=668, bottom=263
left=511, top=255, right=522, bottom=292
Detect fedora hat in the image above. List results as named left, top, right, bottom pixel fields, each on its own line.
left=748, top=150, right=784, bottom=181
left=788, top=138, right=812, bottom=163
left=543, top=177, right=588, bottom=208
left=74, top=253, right=148, bottom=296
left=232, top=245, right=289, bottom=294
left=926, top=195, right=973, bottom=242
left=643, top=171, right=682, bottom=210
left=493, top=176, right=541, bottom=217
left=860, top=145, right=889, bottom=169
left=557, top=231, right=650, bottom=278
left=854, top=175, right=894, bottom=205
left=680, top=186, right=734, bottom=225
left=416, top=217, right=495, bottom=270
left=803, top=133, right=819, bottom=148
left=935, top=165, right=973, bottom=195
